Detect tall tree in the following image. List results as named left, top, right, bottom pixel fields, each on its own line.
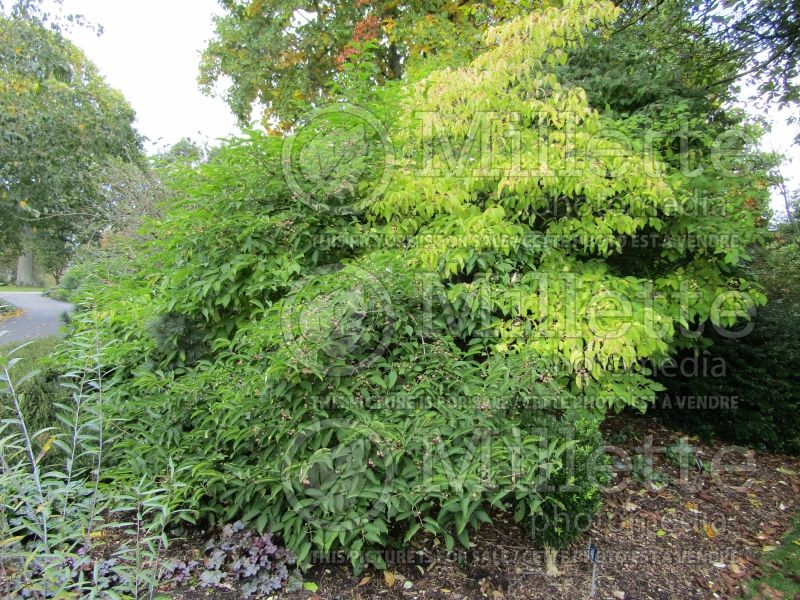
left=608, top=0, right=800, bottom=128
left=201, top=0, right=800, bottom=134
left=0, top=5, right=142, bottom=284
left=696, top=0, right=800, bottom=108
left=199, top=0, right=531, bottom=127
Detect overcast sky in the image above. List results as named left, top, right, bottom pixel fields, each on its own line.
left=51, top=0, right=241, bottom=152
left=738, top=87, right=800, bottom=219
left=43, top=1, right=800, bottom=217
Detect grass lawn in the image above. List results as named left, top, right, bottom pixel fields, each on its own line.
left=740, top=515, right=800, bottom=598
left=0, top=285, right=45, bottom=292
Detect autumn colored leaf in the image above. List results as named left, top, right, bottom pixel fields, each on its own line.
left=703, top=523, right=719, bottom=539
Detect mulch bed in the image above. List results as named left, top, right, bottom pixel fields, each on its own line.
left=163, top=413, right=800, bottom=600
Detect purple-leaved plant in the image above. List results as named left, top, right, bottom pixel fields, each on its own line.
left=160, top=522, right=295, bottom=596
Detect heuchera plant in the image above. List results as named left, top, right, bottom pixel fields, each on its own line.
left=161, top=522, right=295, bottom=596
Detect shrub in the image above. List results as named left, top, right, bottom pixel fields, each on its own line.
left=0, top=338, right=69, bottom=447
left=102, top=294, right=602, bottom=572
left=656, top=234, right=800, bottom=455
left=527, top=411, right=608, bottom=575
left=63, top=0, right=772, bottom=577
left=47, top=235, right=143, bottom=304
left=0, top=298, right=16, bottom=317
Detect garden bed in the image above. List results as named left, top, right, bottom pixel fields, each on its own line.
left=156, top=414, right=799, bottom=600
left=0, top=298, right=22, bottom=323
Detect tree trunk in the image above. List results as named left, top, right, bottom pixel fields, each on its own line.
left=778, top=176, right=799, bottom=234
left=388, top=43, right=403, bottom=80
left=15, top=229, right=40, bottom=287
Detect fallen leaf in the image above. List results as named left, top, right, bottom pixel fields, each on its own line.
left=703, top=523, right=718, bottom=539
left=698, top=491, right=716, bottom=503
left=384, top=571, right=397, bottom=588
left=479, top=579, right=493, bottom=595
left=757, top=582, right=785, bottom=599
left=656, top=529, right=666, bottom=537
left=358, top=576, right=372, bottom=586
left=762, top=545, right=777, bottom=552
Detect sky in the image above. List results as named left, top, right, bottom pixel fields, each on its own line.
left=49, top=0, right=241, bottom=152
left=42, top=1, right=800, bottom=218
left=737, top=88, right=800, bottom=220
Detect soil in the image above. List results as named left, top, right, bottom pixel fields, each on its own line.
left=157, top=413, right=800, bottom=600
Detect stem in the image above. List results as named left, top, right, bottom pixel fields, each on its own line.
left=3, top=366, right=50, bottom=553
left=135, top=492, right=143, bottom=599
left=86, top=329, right=106, bottom=540
left=544, top=546, right=561, bottom=577
left=777, top=173, right=799, bottom=234
left=62, top=369, right=88, bottom=522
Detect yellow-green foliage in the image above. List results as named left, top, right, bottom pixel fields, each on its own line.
left=62, top=0, right=773, bottom=572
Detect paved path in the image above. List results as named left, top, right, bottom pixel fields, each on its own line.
left=0, top=292, right=73, bottom=344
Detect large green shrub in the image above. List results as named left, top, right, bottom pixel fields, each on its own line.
left=64, top=0, right=772, bottom=574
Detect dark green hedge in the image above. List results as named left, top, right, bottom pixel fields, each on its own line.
left=655, top=234, right=800, bottom=455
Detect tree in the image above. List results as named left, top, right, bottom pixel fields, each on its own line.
left=606, top=0, right=800, bottom=132
left=200, top=0, right=800, bottom=129
left=199, top=0, right=530, bottom=127
left=695, top=0, right=800, bottom=108
left=0, top=6, right=142, bottom=284
left=92, top=158, right=166, bottom=239
left=30, top=229, right=71, bottom=283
